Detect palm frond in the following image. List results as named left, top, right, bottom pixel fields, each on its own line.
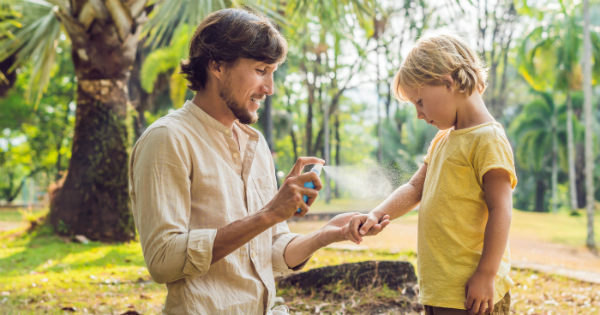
left=142, top=0, right=247, bottom=50
left=0, top=0, right=61, bottom=104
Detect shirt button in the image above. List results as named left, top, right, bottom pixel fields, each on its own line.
left=232, top=153, right=239, bottom=158
left=224, top=129, right=231, bottom=135
left=251, top=251, right=257, bottom=259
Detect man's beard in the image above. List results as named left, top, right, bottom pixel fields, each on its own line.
left=219, top=80, right=258, bottom=125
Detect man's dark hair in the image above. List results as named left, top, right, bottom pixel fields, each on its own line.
left=180, top=8, right=288, bottom=91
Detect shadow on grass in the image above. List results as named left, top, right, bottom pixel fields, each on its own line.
left=0, top=224, right=145, bottom=277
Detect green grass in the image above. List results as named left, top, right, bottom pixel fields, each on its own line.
left=0, top=226, right=165, bottom=314
left=0, top=208, right=47, bottom=222
left=511, top=209, right=600, bottom=247
left=1, top=206, right=600, bottom=314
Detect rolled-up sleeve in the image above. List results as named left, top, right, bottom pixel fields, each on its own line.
left=271, top=221, right=311, bottom=277
left=129, top=126, right=217, bottom=284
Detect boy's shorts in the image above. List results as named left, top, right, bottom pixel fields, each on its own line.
left=424, top=291, right=511, bottom=315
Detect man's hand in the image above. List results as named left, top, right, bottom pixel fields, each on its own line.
left=316, top=212, right=361, bottom=246
left=342, top=211, right=390, bottom=244
left=263, top=157, right=325, bottom=223
left=464, top=271, right=495, bottom=315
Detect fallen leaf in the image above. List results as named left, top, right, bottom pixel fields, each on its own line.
left=140, top=294, right=151, bottom=300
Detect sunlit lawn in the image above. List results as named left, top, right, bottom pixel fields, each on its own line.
left=1, top=207, right=599, bottom=314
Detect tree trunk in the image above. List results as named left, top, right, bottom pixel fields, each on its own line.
left=49, top=20, right=139, bottom=242
left=376, top=42, right=383, bottom=163
left=334, top=113, right=341, bottom=199
left=566, top=92, right=578, bottom=211
left=323, top=103, right=331, bottom=203
left=306, top=91, right=314, bottom=156
left=576, top=144, right=587, bottom=208
left=129, top=40, right=150, bottom=140
left=582, top=0, right=596, bottom=251
left=263, top=95, right=274, bottom=151
left=551, top=103, right=558, bottom=213
left=535, top=177, right=546, bottom=212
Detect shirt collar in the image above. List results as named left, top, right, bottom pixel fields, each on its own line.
left=184, top=100, right=259, bottom=140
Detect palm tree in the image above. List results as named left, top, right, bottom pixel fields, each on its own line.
left=0, top=0, right=256, bottom=241
left=582, top=0, right=596, bottom=251
left=517, top=8, right=600, bottom=213
left=509, top=93, right=564, bottom=212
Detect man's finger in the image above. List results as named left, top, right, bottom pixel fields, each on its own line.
left=305, top=192, right=319, bottom=207
left=349, top=217, right=365, bottom=244
left=343, top=219, right=359, bottom=244
left=296, top=171, right=323, bottom=191
left=299, top=187, right=319, bottom=198
left=289, top=157, right=325, bottom=177
left=294, top=202, right=310, bottom=217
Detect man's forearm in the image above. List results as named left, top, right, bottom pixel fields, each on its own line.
left=211, top=211, right=277, bottom=264
left=475, top=207, right=511, bottom=276
left=283, top=230, right=327, bottom=269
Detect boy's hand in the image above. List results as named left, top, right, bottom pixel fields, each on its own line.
left=464, top=271, right=495, bottom=315
left=342, top=212, right=390, bottom=244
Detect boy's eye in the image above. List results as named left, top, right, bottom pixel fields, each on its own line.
left=417, top=100, right=423, bottom=107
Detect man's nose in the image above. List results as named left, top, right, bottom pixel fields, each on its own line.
left=261, top=75, right=274, bottom=96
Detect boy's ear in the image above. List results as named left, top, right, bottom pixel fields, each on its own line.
left=441, top=74, right=454, bottom=91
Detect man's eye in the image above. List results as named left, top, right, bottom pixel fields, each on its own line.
left=256, top=69, right=266, bottom=74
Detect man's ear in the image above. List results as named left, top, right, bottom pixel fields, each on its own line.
left=208, top=60, right=224, bottom=81
left=441, top=74, right=454, bottom=91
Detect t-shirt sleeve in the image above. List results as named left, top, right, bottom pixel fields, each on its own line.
left=473, top=128, right=518, bottom=189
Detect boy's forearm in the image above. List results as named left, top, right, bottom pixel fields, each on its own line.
left=476, top=207, right=512, bottom=277
left=372, top=183, right=421, bottom=220
left=372, top=163, right=427, bottom=220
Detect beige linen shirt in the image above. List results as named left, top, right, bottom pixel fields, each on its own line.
left=129, top=101, right=305, bottom=315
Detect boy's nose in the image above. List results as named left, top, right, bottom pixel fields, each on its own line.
left=417, top=112, right=425, bottom=120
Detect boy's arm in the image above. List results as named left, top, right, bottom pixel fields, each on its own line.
left=464, top=168, right=513, bottom=315
left=344, top=163, right=427, bottom=244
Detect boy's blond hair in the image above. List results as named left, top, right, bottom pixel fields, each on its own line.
left=393, top=32, right=488, bottom=101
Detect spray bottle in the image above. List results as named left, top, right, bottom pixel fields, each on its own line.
left=298, top=163, right=324, bottom=213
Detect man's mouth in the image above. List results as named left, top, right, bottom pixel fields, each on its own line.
left=250, top=96, right=265, bottom=105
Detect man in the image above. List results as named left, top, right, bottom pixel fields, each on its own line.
left=129, top=8, right=389, bottom=314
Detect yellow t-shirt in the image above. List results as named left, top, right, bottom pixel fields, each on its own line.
left=418, top=121, right=518, bottom=309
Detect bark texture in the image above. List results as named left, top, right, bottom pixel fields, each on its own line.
left=49, top=6, right=141, bottom=242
